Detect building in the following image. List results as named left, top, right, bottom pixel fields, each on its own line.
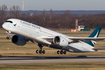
left=78, top=25, right=85, bottom=31
left=70, top=19, right=91, bottom=32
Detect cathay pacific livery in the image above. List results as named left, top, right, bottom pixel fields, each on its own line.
left=2, top=18, right=105, bottom=54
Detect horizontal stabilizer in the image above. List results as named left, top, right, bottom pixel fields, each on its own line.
left=93, top=47, right=105, bottom=50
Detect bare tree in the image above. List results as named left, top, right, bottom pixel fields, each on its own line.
left=63, top=10, right=71, bottom=17
left=63, top=10, right=71, bottom=23
left=10, top=6, right=20, bottom=18
left=0, top=5, right=8, bottom=22
left=42, top=9, right=46, bottom=21
left=33, top=11, right=37, bottom=16
left=50, top=9, right=54, bottom=20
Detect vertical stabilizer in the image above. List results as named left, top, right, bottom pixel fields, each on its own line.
left=89, top=26, right=102, bottom=38
left=85, top=26, right=102, bottom=47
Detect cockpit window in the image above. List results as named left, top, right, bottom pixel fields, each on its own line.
left=5, top=21, right=13, bottom=23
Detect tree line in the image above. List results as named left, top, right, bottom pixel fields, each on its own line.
left=0, top=5, right=105, bottom=29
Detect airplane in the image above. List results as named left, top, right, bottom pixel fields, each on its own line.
left=2, top=18, right=105, bottom=54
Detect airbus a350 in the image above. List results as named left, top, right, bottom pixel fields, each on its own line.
left=2, top=18, right=105, bottom=54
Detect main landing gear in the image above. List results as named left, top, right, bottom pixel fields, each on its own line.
left=57, top=50, right=66, bottom=54
left=36, top=44, right=45, bottom=54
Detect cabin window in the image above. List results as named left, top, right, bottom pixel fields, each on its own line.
left=5, top=21, right=13, bottom=23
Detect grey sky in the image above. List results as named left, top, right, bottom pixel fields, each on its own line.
left=0, top=0, right=105, bottom=10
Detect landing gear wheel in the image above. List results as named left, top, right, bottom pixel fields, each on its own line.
left=57, top=50, right=67, bottom=54
left=42, top=50, right=45, bottom=54
left=64, top=51, right=66, bottom=54
left=36, top=50, right=38, bottom=54
left=39, top=50, right=42, bottom=54
left=36, top=44, right=46, bottom=54
left=6, top=36, right=10, bottom=39
left=60, top=51, right=63, bottom=54
left=57, top=51, right=60, bottom=54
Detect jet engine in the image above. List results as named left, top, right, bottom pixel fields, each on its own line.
left=12, top=35, right=26, bottom=46
left=53, top=36, right=68, bottom=47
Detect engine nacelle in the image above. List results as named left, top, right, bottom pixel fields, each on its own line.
left=53, top=36, right=68, bottom=47
left=12, top=35, right=26, bottom=46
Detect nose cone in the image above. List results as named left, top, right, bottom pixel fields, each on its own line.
left=2, top=23, right=8, bottom=30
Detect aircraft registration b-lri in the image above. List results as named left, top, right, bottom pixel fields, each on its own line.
left=2, top=18, right=105, bottom=54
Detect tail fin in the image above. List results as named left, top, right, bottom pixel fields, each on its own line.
left=89, top=26, right=102, bottom=38
left=85, top=26, right=102, bottom=47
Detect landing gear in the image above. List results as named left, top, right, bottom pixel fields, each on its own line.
left=6, top=36, right=10, bottom=39
left=63, top=50, right=66, bottom=54
left=36, top=44, right=45, bottom=54
left=57, top=50, right=66, bottom=54
left=6, top=31, right=11, bottom=40
left=36, top=50, right=45, bottom=54
left=36, top=50, right=38, bottom=54
left=57, top=50, right=60, bottom=54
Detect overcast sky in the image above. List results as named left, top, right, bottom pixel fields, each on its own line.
left=0, top=0, right=105, bottom=10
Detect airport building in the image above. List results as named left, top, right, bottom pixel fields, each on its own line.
left=71, top=19, right=91, bottom=32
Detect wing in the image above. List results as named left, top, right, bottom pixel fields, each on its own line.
left=43, top=36, right=105, bottom=43
left=41, top=36, right=54, bottom=43
left=41, top=26, right=105, bottom=44
left=68, top=37, right=105, bottom=42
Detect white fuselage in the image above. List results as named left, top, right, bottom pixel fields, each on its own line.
left=2, top=18, right=95, bottom=52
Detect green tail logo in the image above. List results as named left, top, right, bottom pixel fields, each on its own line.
left=85, top=26, right=102, bottom=47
